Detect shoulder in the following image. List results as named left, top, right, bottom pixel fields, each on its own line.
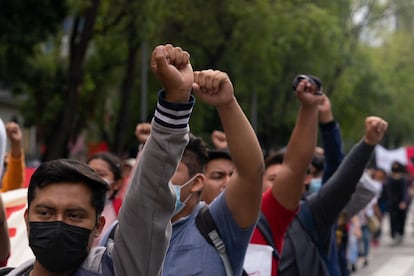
left=80, top=246, right=112, bottom=273
left=3, top=259, right=34, bottom=276
left=261, top=189, right=298, bottom=224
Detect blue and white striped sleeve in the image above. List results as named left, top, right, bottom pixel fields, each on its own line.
left=154, top=90, right=195, bottom=129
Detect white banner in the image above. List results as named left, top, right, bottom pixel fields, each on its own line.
left=375, top=145, right=407, bottom=173
left=2, top=188, right=34, bottom=267
left=243, top=244, right=273, bottom=276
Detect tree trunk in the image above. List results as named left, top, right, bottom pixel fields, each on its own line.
left=113, top=26, right=139, bottom=156
left=43, top=0, right=101, bottom=161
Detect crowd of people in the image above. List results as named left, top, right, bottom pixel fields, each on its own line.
left=0, top=43, right=410, bottom=276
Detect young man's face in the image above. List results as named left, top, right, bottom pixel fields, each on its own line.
left=262, top=164, right=282, bottom=193
left=26, top=182, right=98, bottom=230
left=202, top=158, right=234, bottom=204
left=25, top=182, right=104, bottom=273
left=170, top=162, right=205, bottom=222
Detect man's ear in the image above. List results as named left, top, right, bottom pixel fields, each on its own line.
left=24, top=208, right=29, bottom=230
left=190, top=174, right=206, bottom=193
left=94, top=216, right=106, bottom=237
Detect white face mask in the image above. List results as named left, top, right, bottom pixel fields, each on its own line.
left=172, top=173, right=201, bottom=216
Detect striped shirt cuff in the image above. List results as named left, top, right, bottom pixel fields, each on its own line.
left=154, top=90, right=195, bottom=129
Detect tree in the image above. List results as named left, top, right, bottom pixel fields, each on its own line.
left=159, top=0, right=343, bottom=150
left=0, top=0, right=66, bottom=87
left=6, top=0, right=414, bottom=159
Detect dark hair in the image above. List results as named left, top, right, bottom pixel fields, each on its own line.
left=264, top=152, right=284, bottom=169
left=311, top=154, right=325, bottom=173
left=391, top=161, right=406, bottom=173
left=87, top=152, right=122, bottom=181
left=207, top=149, right=232, bottom=162
left=27, top=159, right=109, bottom=217
left=181, top=134, right=208, bottom=177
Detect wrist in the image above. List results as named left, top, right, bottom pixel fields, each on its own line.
left=363, top=136, right=377, bottom=146
left=319, top=112, right=334, bottom=124
left=300, top=104, right=319, bottom=116
left=215, top=97, right=238, bottom=112
left=319, top=120, right=336, bottom=130
left=164, top=88, right=192, bottom=103
left=10, top=147, right=22, bottom=158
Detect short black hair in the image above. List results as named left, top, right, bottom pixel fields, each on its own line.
left=207, top=149, right=232, bottom=162
left=181, top=134, right=208, bottom=177
left=264, top=152, right=284, bottom=169
left=311, top=154, right=325, bottom=173
left=27, top=159, right=109, bottom=217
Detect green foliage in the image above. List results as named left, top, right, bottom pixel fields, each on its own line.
left=157, top=0, right=345, bottom=149
left=3, top=0, right=414, bottom=158
left=0, top=0, right=66, bottom=86
left=372, top=31, right=414, bottom=147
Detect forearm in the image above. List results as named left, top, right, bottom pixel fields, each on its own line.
left=343, top=173, right=378, bottom=219
left=218, top=98, right=264, bottom=227
left=1, top=152, right=25, bottom=192
left=114, top=91, right=194, bottom=276
left=10, top=141, right=22, bottom=159
left=320, top=121, right=344, bottom=183
left=310, top=139, right=374, bottom=229
left=273, top=104, right=319, bottom=210
left=217, top=98, right=263, bottom=184
left=285, top=105, right=319, bottom=175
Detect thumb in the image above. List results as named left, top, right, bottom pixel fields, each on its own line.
left=192, top=83, right=201, bottom=94
left=151, top=47, right=170, bottom=75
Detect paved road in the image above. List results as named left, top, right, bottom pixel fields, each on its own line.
left=353, top=205, right=414, bottom=276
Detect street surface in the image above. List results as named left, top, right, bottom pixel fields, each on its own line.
left=353, top=205, right=414, bottom=276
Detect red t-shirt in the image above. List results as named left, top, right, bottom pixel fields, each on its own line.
left=249, top=189, right=298, bottom=276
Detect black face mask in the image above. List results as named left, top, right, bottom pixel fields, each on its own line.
left=29, top=221, right=91, bottom=273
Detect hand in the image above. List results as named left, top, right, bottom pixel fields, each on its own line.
left=211, top=130, right=227, bottom=149
left=6, top=122, right=22, bottom=145
left=192, top=70, right=234, bottom=107
left=318, top=95, right=334, bottom=123
left=363, top=116, right=388, bottom=145
left=135, top=123, right=151, bottom=144
left=399, top=201, right=407, bottom=210
left=294, top=79, right=324, bottom=107
left=6, top=122, right=22, bottom=157
left=151, top=44, right=193, bottom=103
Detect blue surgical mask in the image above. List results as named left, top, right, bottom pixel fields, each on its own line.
left=309, top=178, right=322, bottom=194
left=172, top=174, right=200, bottom=216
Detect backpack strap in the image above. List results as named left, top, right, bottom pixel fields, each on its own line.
left=98, top=220, right=119, bottom=247
left=296, top=202, right=323, bottom=253
left=0, top=267, right=14, bottom=275
left=195, top=205, right=234, bottom=276
left=256, top=211, right=279, bottom=260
